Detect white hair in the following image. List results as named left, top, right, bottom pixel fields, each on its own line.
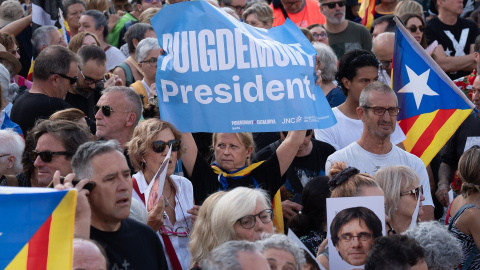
left=135, top=37, right=160, bottom=63
left=0, top=128, right=25, bottom=173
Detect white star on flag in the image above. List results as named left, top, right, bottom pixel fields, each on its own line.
left=397, top=65, right=439, bottom=109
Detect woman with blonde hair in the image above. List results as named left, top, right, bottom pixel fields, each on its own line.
left=68, top=32, right=101, bottom=53
left=181, top=130, right=307, bottom=205
left=189, top=191, right=226, bottom=268
left=190, top=187, right=273, bottom=268
left=393, top=0, right=423, bottom=17
left=448, top=146, right=480, bottom=269
left=127, top=118, right=194, bottom=270
left=375, top=165, right=425, bottom=234
left=242, top=3, right=274, bottom=29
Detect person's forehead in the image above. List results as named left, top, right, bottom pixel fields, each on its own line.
left=339, top=218, right=372, bottom=233
left=473, top=77, right=480, bottom=90
left=91, top=150, right=128, bottom=177
left=373, top=21, right=388, bottom=33
left=99, top=91, right=126, bottom=104
left=84, top=60, right=106, bottom=76
left=368, top=91, right=396, bottom=106
left=353, top=66, right=378, bottom=79
left=68, top=3, right=85, bottom=11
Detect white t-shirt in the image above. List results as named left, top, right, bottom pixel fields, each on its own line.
left=314, top=107, right=406, bottom=150
left=325, top=142, right=434, bottom=207
left=105, top=46, right=127, bottom=71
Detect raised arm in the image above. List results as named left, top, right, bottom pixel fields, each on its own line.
left=181, top=132, right=198, bottom=177
left=0, top=14, right=32, bottom=36
left=275, top=130, right=306, bottom=176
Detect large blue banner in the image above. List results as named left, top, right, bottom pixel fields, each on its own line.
left=151, top=1, right=336, bottom=132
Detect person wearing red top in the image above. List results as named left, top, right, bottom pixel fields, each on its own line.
left=271, top=0, right=326, bottom=27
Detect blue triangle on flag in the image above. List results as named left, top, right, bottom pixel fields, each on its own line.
left=0, top=189, right=67, bottom=268
left=392, top=23, right=472, bottom=121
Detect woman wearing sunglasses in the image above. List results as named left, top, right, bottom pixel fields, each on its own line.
left=127, top=118, right=193, bottom=270
left=181, top=130, right=306, bottom=206
left=375, top=165, right=425, bottom=235
left=447, top=147, right=480, bottom=270
left=400, top=13, right=440, bottom=56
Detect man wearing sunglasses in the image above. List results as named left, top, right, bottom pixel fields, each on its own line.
left=30, top=119, right=91, bottom=187
left=319, top=0, right=371, bottom=59
left=425, top=0, right=479, bottom=80
left=95, top=87, right=142, bottom=174
left=11, top=46, right=79, bottom=136
left=325, top=82, right=435, bottom=221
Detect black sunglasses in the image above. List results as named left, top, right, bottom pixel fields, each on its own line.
left=321, top=1, right=346, bottom=9
left=152, top=140, right=181, bottom=153
left=408, top=25, right=425, bottom=33
left=30, top=150, right=71, bottom=163
left=78, top=65, right=106, bottom=86
left=51, top=73, right=78, bottom=85
left=94, top=105, right=129, bottom=117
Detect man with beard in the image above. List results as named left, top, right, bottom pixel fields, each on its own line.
left=325, top=82, right=434, bottom=220
left=319, top=0, right=371, bottom=58
left=66, top=45, right=122, bottom=133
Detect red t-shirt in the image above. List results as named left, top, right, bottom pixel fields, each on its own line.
left=272, top=0, right=326, bottom=27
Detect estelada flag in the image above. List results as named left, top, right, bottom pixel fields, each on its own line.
left=358, top=0, right=375, bottom=29
left=392, top=17, right=475, bottom=166
left=0, top=187, right=77, bottom=269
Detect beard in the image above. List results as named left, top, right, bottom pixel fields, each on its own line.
left=326, top=11, right=345, bottom=25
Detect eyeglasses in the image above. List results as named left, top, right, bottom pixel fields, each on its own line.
left=78, top=65, right=106, bottom=86
left=380, top=60, right=392, bottom=70
left=313, top=32, right=328, bottom=40
left=30, top=150, right=70, bottom=163
left=362, top=106, right=401, bottom=116
left=237, top=209, right=273, bottom=229
left=140, top=57, right=158, bottom=67
left=339, top=232, right=374, bottom=242
left=321, top=0, right=346, bottom=9
left=51, top=72, right=78, bottom=85
left=408, top=25, right=425, bottom=33
left=94, top=105, right=130, bottom=117
left=226, top=3, right=246, bottom=12
left=159, top=225, right=190, bottom=237
left=400, top=185, right=423, bottom=201
left=152, top=140, right=181, bottom=153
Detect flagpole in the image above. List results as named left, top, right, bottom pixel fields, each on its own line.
left=393, top=16, right=475, bottom=109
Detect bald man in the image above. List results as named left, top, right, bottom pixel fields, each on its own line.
left=373, top=32, right=395, bottom=84
left=73, top=238, right=108, bottom=270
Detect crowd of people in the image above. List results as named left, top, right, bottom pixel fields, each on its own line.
left=0, top=0, right=480, bottom=269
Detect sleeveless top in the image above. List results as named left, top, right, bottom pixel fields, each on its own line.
left=450, top=204, right=480, bottom=270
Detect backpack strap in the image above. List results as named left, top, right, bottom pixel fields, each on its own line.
left=116, top=62, right=134, bottom=87
left=448, top=203, right=479, bottom=269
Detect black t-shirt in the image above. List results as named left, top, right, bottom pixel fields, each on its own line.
left=10, top=92, right=71, bottom=135
left=441, top=113, right=480, bottom=170
left=90, top=218, right=168, bottom=270
left=254, top=138, right=335, bottom=195
left=425, top=17, right=480, bottom=80
left=184, top=151, right=283, bottom=205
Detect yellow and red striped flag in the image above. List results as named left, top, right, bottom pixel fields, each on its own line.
left=391, top=18, right=475, bottom=166
left=358, top=0, right=375, bottom=29
left=0, top=187, right=77, bottom=269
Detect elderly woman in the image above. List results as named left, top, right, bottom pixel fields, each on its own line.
left=259, top=234, right=306, bottom=270
left=374, top=165, right=425, bottom=234
left=181, top=130, right=306, bottom=205
left=242, top=3, right=273, bottom=29
left=68, top=32, right=101, bottom=53
left=127, top=118, right=194, bottom=270
left=448, top=147, right=480, bottom=269
left=130, top=37, right=162, bottom=105
left=79, top=10, right=125, bottom=71
left=0, top=129, right=24, bottom=182
left=404, top=221, right=463, bottom=270
left=62, top=0, right=86, bottom=37
left=313, top=43, right=345, bottom=108
left=190, top=187, right=273, bottom=268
